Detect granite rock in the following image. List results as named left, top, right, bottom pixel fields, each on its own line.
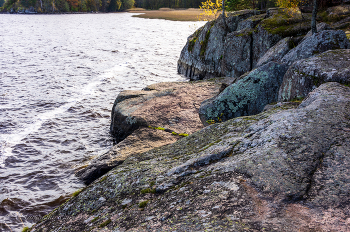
left=199, top=62, right=288, bottom=125
left=255, top=37, right=293, bottom=68
left=279, top=49, right=350, bottom=101
left=77, top=81, right=221, bottom=184
left=33, top=83, right=350, bottom=231
left=281, top=30, right=350, bottom=65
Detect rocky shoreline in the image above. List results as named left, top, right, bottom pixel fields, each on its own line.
left=30, top=6, right=350, bottom=232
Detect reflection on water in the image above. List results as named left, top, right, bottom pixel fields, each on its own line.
left=0, top=13, right=205, bottom=231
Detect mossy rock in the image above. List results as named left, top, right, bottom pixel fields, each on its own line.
left=261, top=9, right=311, bottom=37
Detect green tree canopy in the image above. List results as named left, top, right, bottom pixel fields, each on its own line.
left=108, top=0, right=122, bottom=11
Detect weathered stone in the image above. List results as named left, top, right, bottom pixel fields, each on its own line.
left=281, top=30, right=350, bottom=65
left=221, top=29, right=253, bottom=78
left=251, top=24, right=283, bottom=68
left=199, top=62, right=288, bottom=125
left=278, top=49, right=350, bottom=102
left=78, top=81, right=221, bottom=184
left=76, top=127, right=179, bottom=185
left=301, top=22, right=332, bottom=41
left=256, top=37, right=292, bottom=67
left=332, top=16, right=350, bottom=29
left=33, top=83, right=350, bottom=232
left=326, top=5, right=350, bottom=19
left=110, top=81, right=220, bottom=140
left=178, top=8, right=315, bottom=80
left=258, top=8, right=311, bottom=38
left=177, top=10, right=263, bottom=80
left=236, top=13, right=265, bottom=31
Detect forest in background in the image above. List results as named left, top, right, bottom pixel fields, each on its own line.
left=0, top=0, right=280, bottom=13
left=0, top=0, right=347, bottom=21
left=0, top=0, right=134, bottom=12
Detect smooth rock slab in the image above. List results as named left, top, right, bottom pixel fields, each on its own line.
left=111, top=81, right=221, bottom=140
left=256, top=37, right=293, bottom=68
left=199, top=61, right=288, bottom=125
left=78, top=81, right=221, bottom=184
left=33, top=83, right=350, bottom=231
left=278, top=49, right=350, bottom=101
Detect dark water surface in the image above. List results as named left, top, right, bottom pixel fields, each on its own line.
left=0, top=13, right=204, bottom=231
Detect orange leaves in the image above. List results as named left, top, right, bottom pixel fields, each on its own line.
left=276, top=0, right=307, bottom=15
left=67, top=0, right=79, bottom=8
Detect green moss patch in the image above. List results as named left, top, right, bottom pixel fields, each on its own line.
left=290, top=96, right=305, bottom=103
left=261, top=10, right=311, bottom=37
left=200, top=29, right=211, bottom=57
left=148, top=126, right=188, bottom=137
left=139, top=200, right=149, bottom=208
left=91, top=216, right=99, bottom=223
left=141, top=188, right=156, bottom=194
left=99, top=219, right=111, bottom=228
left=22, top=227, right=30, bottom=232
left=187, top=27, right=202, bottom=52
left=72, top=189, right=83, bottom=197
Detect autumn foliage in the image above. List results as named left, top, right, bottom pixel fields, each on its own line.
left=198, top=0, right=223, bottom=20
left=67, top=0, right=79, bottom=8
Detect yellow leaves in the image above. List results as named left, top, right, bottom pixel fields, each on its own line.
left=276, top=0, right=307, bottom=16
left=198, top=0, right=223, bottom=21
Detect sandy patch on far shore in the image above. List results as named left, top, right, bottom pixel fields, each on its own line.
left=127, top=8, right=214, bottom=21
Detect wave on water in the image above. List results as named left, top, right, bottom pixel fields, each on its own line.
left=0, top=13, right=205, bottom=231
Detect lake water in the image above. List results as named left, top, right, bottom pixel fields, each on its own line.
left=0, top=13, right=204, bottom=231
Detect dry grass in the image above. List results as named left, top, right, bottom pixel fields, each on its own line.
left=127, top=8, right=209, bottom=21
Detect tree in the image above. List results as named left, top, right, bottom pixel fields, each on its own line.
left=121, top=0, right=134, bottom=10
left=311, top=0, right=318, bottom=34
left=67, top=0, right=79, bottom=10
left=0, top=0, right=5, bottom=7
left=198, top=0, right=223, bottom=21
left=108, top=0, right=121, bottom=11
left=276, top=0, right=319, bottom=34
left=55, top=0, right=70, bottom=11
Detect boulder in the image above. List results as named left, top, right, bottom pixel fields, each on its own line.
left=281, top=30, right=350, bottom=65
left=177, top=10, right=259, bottom=80
left=300, top=22, right=332, bottom=42
left=279, top=49, right=350, bottom=102
left=33, top=83, right=350, bottom=232
left=326, top=5, right=350, bottom=19
left=255, top=37, right=293, bottom=68
left=110, top=81, right=221, bottom=139
left=77, top=81, right=222, bottom=184
left=178, top=8, right=315, bottom=80
left=199, top=62, right=288, bottom=125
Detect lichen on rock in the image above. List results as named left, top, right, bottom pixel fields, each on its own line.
left=281, top=30, right=350, bottom=65
left=32, top=83, right=350, bottom=232
left=199, top=61, right=288, bottom=125
left=279, top=49, right=350, bottom=102
left=77, top=81, right=221, bottom=185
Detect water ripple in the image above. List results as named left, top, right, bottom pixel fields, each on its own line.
left=0, top=13, right=205, bottom=231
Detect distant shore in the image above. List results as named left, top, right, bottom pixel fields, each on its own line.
left=127, top=8, right=209, bottom=21
left=0, top=8, right=206, bottom=21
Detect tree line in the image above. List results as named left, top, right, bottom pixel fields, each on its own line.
left=1, top=0, right=345, bottom=16
left=0, top=0, right=134, bottom=12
